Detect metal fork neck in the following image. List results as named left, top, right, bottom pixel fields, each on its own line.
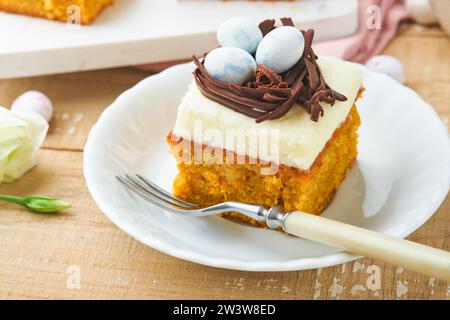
left=203, top=202, right=287, bottom=230
left=265, top=207, right=288, bottom=230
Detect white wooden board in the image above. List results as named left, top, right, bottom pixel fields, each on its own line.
left=0, top=0, right=358, bottom=79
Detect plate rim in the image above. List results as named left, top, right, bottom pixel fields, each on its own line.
left=83, top=62, right=449, bottom=272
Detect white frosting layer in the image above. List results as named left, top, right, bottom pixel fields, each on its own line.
left=173, top=57, right=362, bottom=170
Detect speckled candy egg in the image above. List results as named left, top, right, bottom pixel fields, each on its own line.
left=366, top=55, right=405, bottom=84
left=204, top=47, right=257, bottom=85
left=256, top=26, right=305, bottom=74
left=11, top=90, right=53, bottom=122
left=217, top=17, right=263, bottom=54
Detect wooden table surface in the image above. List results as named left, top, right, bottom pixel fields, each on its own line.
left=0, top=23, right=448, bottom=300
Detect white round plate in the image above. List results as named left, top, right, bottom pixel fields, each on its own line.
left=84, top=62, right=449, bottom=271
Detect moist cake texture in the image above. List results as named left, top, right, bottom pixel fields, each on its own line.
left=0, top=0, right=113, bottom=24
left=168, top=98, right=362, bottom=227
left=168, top=18, right=363, bottom=227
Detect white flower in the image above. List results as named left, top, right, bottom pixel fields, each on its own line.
left=0, top=106, right=48, bottom=183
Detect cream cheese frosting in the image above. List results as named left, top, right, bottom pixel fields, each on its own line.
left=172, top=57, right=362, bottom=170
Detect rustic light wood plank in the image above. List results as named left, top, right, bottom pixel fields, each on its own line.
left=0, top=150, right=447, bottom=300
left=0, top=68, right=151, bottom=151
left=384, top=37, right=450, bottom=84
left=0, top=23, right=448, bottom=300
left=399, top=22, right=447, bottom=37
left=383, top=25, right=449, bottom=129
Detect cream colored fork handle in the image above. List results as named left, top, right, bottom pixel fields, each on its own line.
left=284, top=211, right=450, bottom=281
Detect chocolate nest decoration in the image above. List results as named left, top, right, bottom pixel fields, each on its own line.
left=193, top=18, right=347, bottom=123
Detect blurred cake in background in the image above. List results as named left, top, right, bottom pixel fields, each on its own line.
left=0, top=0, right=113, bottom=24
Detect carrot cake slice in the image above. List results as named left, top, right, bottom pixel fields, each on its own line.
left=0, top=0, right=113, bottom=24
left=168, top=17, right=363, bottom=227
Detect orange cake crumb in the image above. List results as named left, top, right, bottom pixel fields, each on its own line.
left=0, top=0, right=113, bottom=25
left=168, top=104, right=361, bottom=228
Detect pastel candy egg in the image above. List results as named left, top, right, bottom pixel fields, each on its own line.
left=217, top=17, right=263, bottom=54
left=256, top=26, right=305, bottom=74
left=366, top=55, right=405, bottom=84
left=11, top=90, right=53, bottom=122
left=204, top=47, right=257, bottom=85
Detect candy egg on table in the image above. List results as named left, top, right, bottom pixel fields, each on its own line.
left=11, top=90, right=53, bottom=122
left=204, top=47, right=257, bottom=85
left=256, top=26, right=305, bottom=74
left=217, top=17, right=263, bottom=54
left=366, top=55, right=405, bottom=84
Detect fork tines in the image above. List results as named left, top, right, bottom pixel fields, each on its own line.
left=116, top=174, right=198, bottom=211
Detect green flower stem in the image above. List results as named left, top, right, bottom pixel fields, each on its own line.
left=0, top=194, right=27, bottom=206
left=0, top=194, right=71, bottom=213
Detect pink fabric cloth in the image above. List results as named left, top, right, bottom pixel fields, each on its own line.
left=313, top=0, right=410, bottom=63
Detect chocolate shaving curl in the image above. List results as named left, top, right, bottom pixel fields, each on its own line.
left=258, top=19, right=276, bottom=36
left=193, top=18, right=347, bottom=123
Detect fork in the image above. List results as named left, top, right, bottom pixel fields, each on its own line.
left=117, top=174, right=450, bottom=281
